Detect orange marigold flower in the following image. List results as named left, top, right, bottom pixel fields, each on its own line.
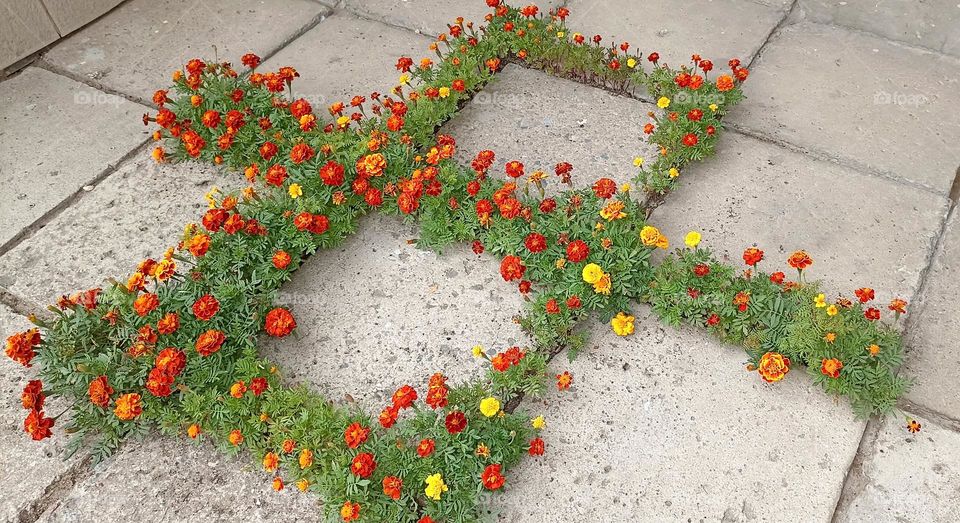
left=888, top=298, right=908, bottom=315
left=528, top=437, right=545, bottom=456
left=282, top=439, right=296, bottom=454
left=229, top=380, right=247, bottom=398
left=716, top=74, right=735, bottom=92
left=556, top=371, right=573, bottom=390
left=444, top=411, right=467, bottom=434
left=228, top=429, right=244, bottom=446
left=344, top=422, right=370, bottom=449
left=864, top=307, right=881, bottom=321
left=24, top=409, right=54, bottom=441
left=88, top=375, right=113, bottom=408
left=114, top=393, right=143, bottom=421
left=382, top=476, right=403, bottom=500
left=21, top=380, right=44, bottom=411
left=187, top=233, right=210, bottom=257
left=264, top=307, right=296, bottom=337
left=481, top=463, right=506, bottom=490
left=350, top=452, right=377, bottom=478
left=263, top=452, right=279, bottom=472
left=757, top=352, right=790, bottom=383
left=392, top=385, right=418, bottom=409
left=157, top=312, right=180, bottom=335
left=272, top=477, right=284, bottom=491
left=787, top=250, right=813, bottom=272
left=907, top=419, right=921, bottom=433
left=192, top=294, right=220, bottom=321
left=5, top=329, right=41, bottom=367
left=299, top=448, right=314, bottom=469
left=340, top=501, right=360, bottom=522
left=195, top=329, right=226, bottom=357
left=854, top=287, right=875, bottom=303
left=592, top=178, right=617, bottom=199
left=417, top=438, right=435, bottom=457
left=499, top=255, right=526, bottom=282
left=272, top=250, right=291, bottom=269
left=820, top=358, right=843, bottom=379
left=133, top=293, right=160, bottom=317
left=187, top=423, right=201, bottom=438
left=867, top=344, right=881, bottom=357
left=742, top=247, right=764, bottom=267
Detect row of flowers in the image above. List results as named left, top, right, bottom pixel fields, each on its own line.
left=4, top=1, right=908, bottom=522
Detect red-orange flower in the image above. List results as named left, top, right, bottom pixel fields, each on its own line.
left=556, top=371, right=573, bottom=390
left=319, top=160, right=345, bottom=186
left=592, top=178, right=617, bottom=199
left=392, top=385, right=418, bottom=409
left=716, top=74, right=735, bottom=92
left=787, top=250, right=813, bottom=272
left=864, top=307, right=881, bottom=321
left=228, top=429, right=243, bottom=446
left=382, top=476, right=403, bottom=500
left=500, top=255, right=526, bottom=281
left=757, top=352, right=790, bottom=383
left=417, top=438, right=435, bottom=457
left=350, top=452, right=377, bottom=478
left=820, top=358, right=843, bottom=379
left=528, top=437, right=545, bottom=456
left=155, top=347, right=186, bottom=376
left=5, top=329, right=41, bottom=367
left=21, top=380, right=44, bottom=411
left=133, top=293, right=160, bottom=317
left=888, top=298, right=907, bottom=315
left=272, top=250, right=291, bottom=270
left=340, top=501, right=360, bottom=522
left=344, top=422, right=370, bottom=449
left=524, top=232, right=547, bottom=253
left=481, top=463, right=506, bottom=490
left=88, top=375, right=113, bottom=408
left=742, top=247, right=764, bottom=267
left=192, top=294, right=219, bottom=321
left=425, top=373, right=449, bottom=409
left=195, top=329, right=226, bottom=357
left=114, top=393, right=143, bottom=421
left=854, top=287, right=875, bottom=303
left=24, top=409, right=54, bottom=440
left=264, top=307, right=296, bottom=337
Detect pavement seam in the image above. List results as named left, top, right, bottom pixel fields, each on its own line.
left=0, top=286, right=52, bottom=322
left=744, top=0, right=800, bottom=69
left=0, top=138, right=152, bottom=259
left=33, top=58, right=154, bottom=107
left=341, top=5, right=441, bottom=38
left=829, top=418, right=880, bottom=523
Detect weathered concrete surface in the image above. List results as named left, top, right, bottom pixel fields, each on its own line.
left=443, top=65, right=658, bottom=191
left=565, top=0, right=787, bottom=67
left=496, top=308, right=865, bottom=522
left=262, top=213, right=528, bottom=410
left=835, top=413, right=960, bottom=523
left=43, top=0, right=126, bottom=36
left=263, top=11, right=432, bottom=110
left=904, top=209, right=960, bottom=419
left=42, top=0, right=331, bottom=102
left=0, top=304, right=82, bottom=523
left=0, top=150, right=235, bottom=309
left=730, top=22, right=960, bottom=196
left=800, top=0, right=960, bottom=58
left=346, top=0, right=561, bottom=38
left=0, top=0, right=60, bottom=70
left=37, top=437, right=321, bottom=522
left=0, top=67, right=148, bottom=249
left=654, top=131, right=949, bottom=304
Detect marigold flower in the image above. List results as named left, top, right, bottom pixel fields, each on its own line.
left=787, top=250, right=813, bottom=272
left=824, top=332, right=837, bottom=343
left=299, top=448, right=314, bottom=469
left=566, top=240, right=590, bottom=262
left=582, top=263, right=604, bottom=284
left=888, top=298, right=908, bottom=315
left=187, top=423, right=201, bottom=438
left=656, top=96, right=670, bottom=108
left=195, top=329, right=226, bottom=357
left=593, top=273, right=612, bottom=295
left=445, top=411, right=467, bottom=434
left=5, top=329, right=41, bottom=367
left=263, top=452, right=279, bottom=472
left=814, top=294, right=827, bottom=308
left=481, top=464, right=506, bottom=490
left=296, top=479, right=309, bottom=492
left=532, top=415, right=546, bottom=429
left=770, top=271, right=785, bottom=285
left=499, top=255, right=526, bottom=281
left=392, top=385, right=418, bottom=409
left=684, top=231, right=701, bottom=248
left=820, top=358, right=843, bottom=379
left=192, top=294, right=219, bottom=321
left=757, top=352, right=790, bottom=383
left=529, top=437, right=545, bottom=456
left=21, top=380, right=44, bottom=411
left=716, top=74, right=735, bottom=92
left=742, top=247, right=764, bottom=267
left=417, top=438, right=435, bottom=458
left=480, top=397, right=501, bottom=417
left=907, top=419, right=921, bottom=433
left=382, top=476, right=403, bottom=500
left=864, top=307, right=881, bottom=321
left=556, top=371, right=573, bottom=390
left=282, top=439, right=296, bottom=453
left=264, top=307, right=296, bottom=337
left=592, top=178, right=617, bottom=199
left=340, top=501, right=360, bottom=522
left=88, top=375, right=113, bottom=408
left=611, top=312, right=635, bottom=336
left=337, top=422, right=368, bottom=452
left=826, top=305, right=839, bottom=316
left=114, top=393, right=143, bottom=421
left=639, top=225, right=662, bottom=247
left=24, top=409, right=54, bottom=440
left=133, top=293, right=160, bottom=317
left=424, top=473, right=448, bottom=501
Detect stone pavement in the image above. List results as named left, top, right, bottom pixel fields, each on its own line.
left=1, top=0, right=959, bottom=522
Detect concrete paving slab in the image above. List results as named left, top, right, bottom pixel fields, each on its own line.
left=904, top=209, right=960, bottom=419
left=730, top=22, right=960, bottom=195
left=0, top=0, right=60, bottom=70
left=0, top=304, right=83, bottom=523
left=345, top=0, right=562, bottom=38
left=835, top=413, right=960, bottom=523
left=262, top=11, right=432, bottom=111
left=653, top=131, right=949, bottom=304
left=0, top=67, right=149, bottom=250
left=495, top=308, right=865, bottom=522
left=261, top=212, right=528, bottom=410
left=37, top=437, right=321, bottom=522
left=800, top=0, right=960, bottom=57
left=442, top=65, right=659, bottom=191
left=564, top=0, right=787, bottom=67
left=42, top=0, right=330, bottom=102
left=0, top=149, right=236, bottom=309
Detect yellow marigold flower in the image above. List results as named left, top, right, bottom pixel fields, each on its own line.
left=668, top=167, right=680, bottom=178
left=657, top=96, right=670, bottom=109
left=611, top=312, right=635, bottom=336
left=684, top=231, right=701, bottom=248
left=296, top=479, right=310, bottom=492
left=299, top=448, right=314, bottom=469
left=709, top=103, right=719, bottom=112
left=600, top=200, right=627, bottom=221
left=640, top=225, right=661, bottom=247
left=826, top=304, right=838, bottom=316
left=399, top=73, right=410, bottom=84
left=620, top=183, right=631, bottom=193
left=532, top=415, right=545, bottom=429
left=480, top=397, right=501, bottom=417
left=475, top=443, right=490, bottom=457
left=472, top=345, right=485, bottom=358
left=424, top=473, right=448, bottom=501
left=814, top=293, right=827, bottom=308
left=336, top=115, right=350, bottom=127
left=557, top=31, right=565, bottom=38
left=656, top=235, right=669, bottom=250
left=867, top=344, right=881, bottom=356
left=626, top=57, right=637, bottom=68
left=593, top=273, right=612, bottom=295
left=288, top=183, right=302, bottom=199
left=582, top=263, right=604, bottom=284
left=633, top=157, right=644, bottom=167
left=595, top=221, right=605, bottom=231
left=439, top=86, right=451, bottom=98
left=824, top=332, right=836, bottom=343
